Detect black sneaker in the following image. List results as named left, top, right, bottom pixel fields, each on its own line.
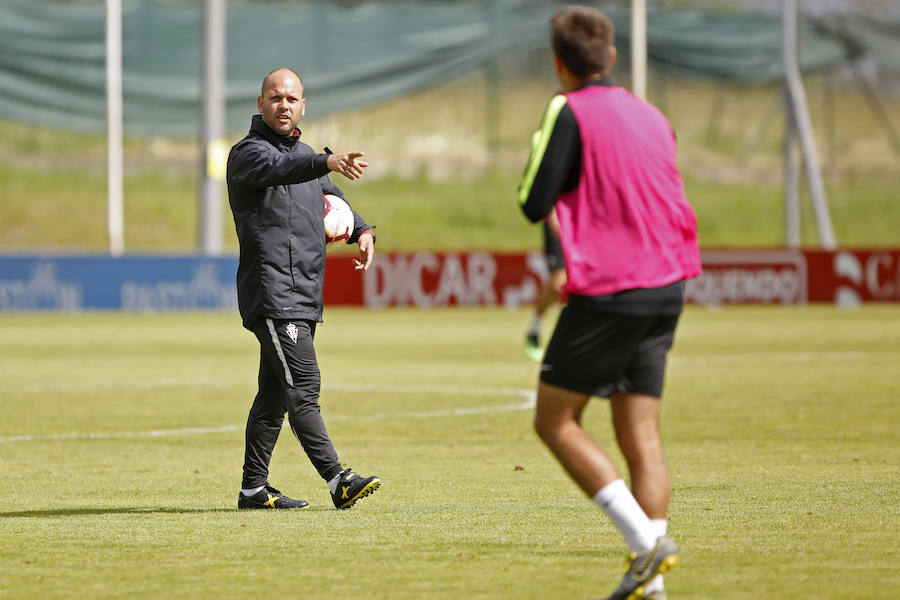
left=237, top=484, right=309, bottom=510
left=331, top=468, right=380, bottom=509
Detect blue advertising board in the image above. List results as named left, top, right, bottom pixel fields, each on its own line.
left=0, top=255, right=239, bottom=311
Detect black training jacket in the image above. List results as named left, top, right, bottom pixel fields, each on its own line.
left=227, top=115, right=370, bottom=329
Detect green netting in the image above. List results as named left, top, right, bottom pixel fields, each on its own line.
left=0, top=0, right=880, bottom=135
left=813, top=12, right=900, bottom=71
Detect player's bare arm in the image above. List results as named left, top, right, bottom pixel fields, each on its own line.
left=546, top=208, right=562, bottom=239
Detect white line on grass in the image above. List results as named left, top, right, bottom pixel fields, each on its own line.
left=326, top=381, right=535, bottom=399
left=669, top=350, right=871, bottom=365
left=0, top=382, right=536, bottom=444
left=0, top=425, right=242, bottom=443
left=0, top=377, right=236, bottom=395
left=0, top=351, right=878, bottom=397
left=331, top=399, right=535, bottom=422
left=0, top=378, right=536, bottom=397
left=0, top=351, right=876, bottom=397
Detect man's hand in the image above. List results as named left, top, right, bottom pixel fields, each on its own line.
left=354, top=231, right=375, bottom=271
left=327, top=152, right=368, bottom=180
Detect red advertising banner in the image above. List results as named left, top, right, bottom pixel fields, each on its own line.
left=324, top=249, right=900, bottom=308
left=684, top=250, right=808, bottom=305
left=805, top=249, right=900, bottom=305
left=325, top=251, right=548, bottom=309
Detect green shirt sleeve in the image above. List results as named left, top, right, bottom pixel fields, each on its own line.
left=518, top=94, right=568, bottom=206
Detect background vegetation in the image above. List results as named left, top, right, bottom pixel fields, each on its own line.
left=1, top=61, right=897, bottom=253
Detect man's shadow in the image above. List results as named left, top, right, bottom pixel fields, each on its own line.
left=1, top=506, right=334, bottom=518
left=1, top=507, right=234, bottom=518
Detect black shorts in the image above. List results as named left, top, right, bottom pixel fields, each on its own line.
left=540, top=305, right=680, bottom=399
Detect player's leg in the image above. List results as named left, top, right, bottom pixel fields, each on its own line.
left=536, top=387, right=672, bottom=600
left=602, top=314, right=681, bottom=598
left=610, top=392, right=671, bottom=599
left=269, top=319, right=380, bottom=509
left=259, top=319, right=341, bottom=480
left=241, top=346, right=285, bottom=491
left=613, top=312, right=679, bottom=519
left=535, top=383, right=660, bottom=553
left=237, top=320, right=309, bottom=509
left=275, top=321, right=338, bottom=476
left=610, top=392, right=669, bottom=519
left=540, top=306, right=679, bottom=600
left=537, top=306, right=661, bottom=553
left=534, top=382, right=620, bottom=495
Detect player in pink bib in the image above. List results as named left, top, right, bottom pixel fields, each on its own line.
left=517, top=7, right=701, bottom=600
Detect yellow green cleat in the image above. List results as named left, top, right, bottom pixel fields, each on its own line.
left=525, top=332, right=543, bottom=362
left=593, top=536, right=679, bottom=600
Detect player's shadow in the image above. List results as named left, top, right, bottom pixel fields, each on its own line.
left=0, top=506, right=236, bottom=518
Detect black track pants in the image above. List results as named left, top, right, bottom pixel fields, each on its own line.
left=242, top=318, right=342, bottom=488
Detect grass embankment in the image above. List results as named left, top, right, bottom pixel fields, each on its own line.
left=1, top=73, right=897, bottom=251
left=1, top=164, right=897, bottom=251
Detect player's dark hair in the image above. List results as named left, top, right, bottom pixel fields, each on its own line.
left=550, top=7, right=614, bottom=78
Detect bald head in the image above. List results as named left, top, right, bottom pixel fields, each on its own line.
left=261, top=67, right=303, bottom=97
left=257, top=67, right=306, bottom=136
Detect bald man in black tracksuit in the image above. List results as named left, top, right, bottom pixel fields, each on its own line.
left=226, top=67, right=380, bottom=510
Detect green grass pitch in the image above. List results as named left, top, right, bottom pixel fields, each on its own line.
left=1, top=306, right=898, bottom=599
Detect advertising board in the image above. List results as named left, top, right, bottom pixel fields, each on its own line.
left=1, top=249, right=898, bottom=311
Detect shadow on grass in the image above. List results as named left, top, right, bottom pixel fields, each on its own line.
left=1, top=506, right=236, bottom=518
left=1, top=505, right=338, bottom=518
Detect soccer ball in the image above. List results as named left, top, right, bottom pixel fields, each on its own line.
left=323, top=194, right=354, bottom=246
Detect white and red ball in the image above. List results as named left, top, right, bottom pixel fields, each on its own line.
left=323, top=194, right=354, bottom=246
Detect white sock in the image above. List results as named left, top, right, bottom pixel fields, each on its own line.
left=592, top=479, right=656, bottom=553
left=327, top=472, right=342, bottom=493
left=240, top=485, right=265, bottom=497
left=643, top=519, right=668, bottom=593
left=649, top=518, right=667, bottom=540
